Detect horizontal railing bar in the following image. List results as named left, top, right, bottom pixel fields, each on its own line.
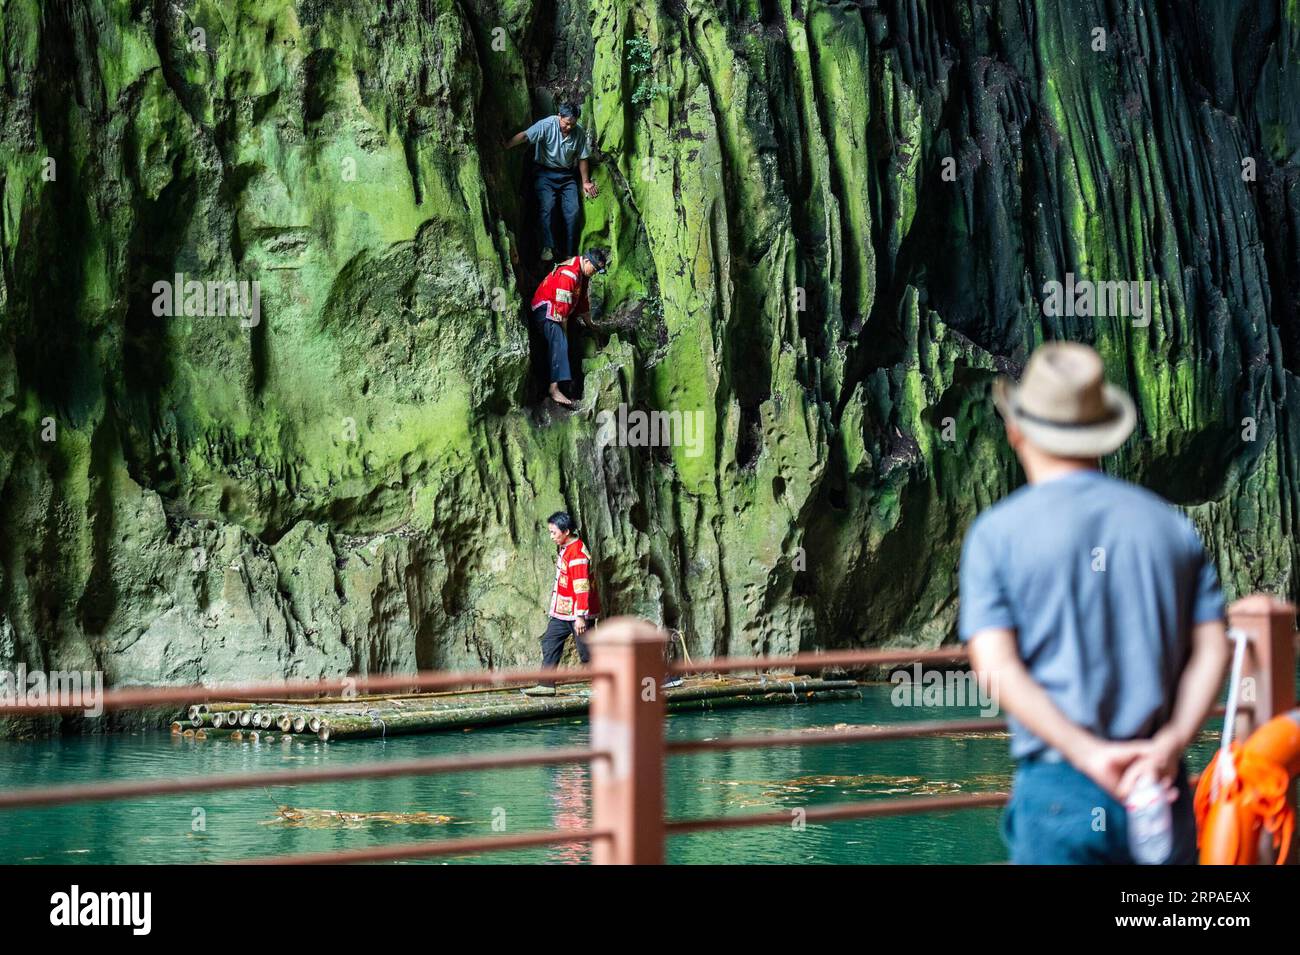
left=666, top=791, right=1009, bottom=835
left=237, top=828, right=612, bottom=865
left=4, top=661, right=1230, bottom=718
left=666, top=717, right=1009, bottom=754
left=669, top=646, right=970, bottom=676
left=0, top=746, right=607, bottom=810
left=0, top=666, right=610, bottom=715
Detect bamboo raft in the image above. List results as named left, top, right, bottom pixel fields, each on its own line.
left=171, top=676, right=861, bottom=742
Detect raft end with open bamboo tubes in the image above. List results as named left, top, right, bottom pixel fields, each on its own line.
left=181, top=676, right=861, bottom=743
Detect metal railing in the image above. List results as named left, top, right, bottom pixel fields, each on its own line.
left=0, top=595, right=1293, bottom=864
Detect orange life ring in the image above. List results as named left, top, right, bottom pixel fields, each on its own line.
left=1195, top=710, right=1300, bottom=865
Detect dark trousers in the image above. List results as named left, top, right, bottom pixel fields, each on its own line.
left=531, top=304, right=571, bottom=383
left=539, top=615, right=592, bottom=680
left=535, top=167, right=580, bottom=256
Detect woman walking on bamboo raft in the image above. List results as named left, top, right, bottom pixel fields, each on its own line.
left=524, top=512, right=600, bottom=696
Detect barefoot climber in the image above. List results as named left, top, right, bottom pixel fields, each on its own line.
left=524, top=511, right=600, bottom=697
left=530, top=248, right=608, bottom=407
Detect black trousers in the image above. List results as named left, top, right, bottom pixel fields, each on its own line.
left=531, top=304, right=571, bottom=383
left=540, top=615, right=593, bottom=676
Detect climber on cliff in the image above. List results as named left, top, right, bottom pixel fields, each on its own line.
left=959, top=342, right=1229, bottom=864
left=504, top=102, right=599, bottom=263
left=524, top=511, right=601, bottom=697
left=530, top=248, right=609, bottom=407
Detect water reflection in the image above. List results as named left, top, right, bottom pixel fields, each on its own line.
left=545, top=762, right=591, bottom=864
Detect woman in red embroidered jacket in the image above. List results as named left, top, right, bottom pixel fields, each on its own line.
left=524, top=511, right=601, bottom=696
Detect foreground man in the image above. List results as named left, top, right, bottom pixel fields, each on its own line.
left=960, top=342, right=1229, bottom=864
left=504, top=102, right=598, bottom=262
left=530, top=248, right=608, bottom=407
left=524, top=511, right=601, bottom=697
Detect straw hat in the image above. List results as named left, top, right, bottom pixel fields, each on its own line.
left=992, top=342, right=1136, bottom=457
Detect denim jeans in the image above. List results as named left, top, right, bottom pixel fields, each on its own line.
left=1002, top=754, right=1197, bottom=864
left=535, top=167, right=580, bottom=256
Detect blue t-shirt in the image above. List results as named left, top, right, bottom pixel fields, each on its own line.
left=958, top=470, right=1224, bottom=760
left=525, top=115, right=590, bottom=170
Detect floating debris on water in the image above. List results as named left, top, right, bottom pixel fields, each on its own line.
left=265, top=807, right=454, bottom=828
left=705, top=771, right=1011, bottom=807
left=795, top=722, right=1010, bottom=740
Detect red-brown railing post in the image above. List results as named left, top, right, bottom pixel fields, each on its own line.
left=1228, top=594, right=1297, bottom=731
left=586, top=618, right=667, bottom=864
left=1227, top=594, right=1298, bottom=864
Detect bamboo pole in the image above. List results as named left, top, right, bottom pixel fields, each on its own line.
left=312, top=682, right=860, bottom=741
left=317, top=698, right=588, bottom=740
left=191, top=678, right=861, bottom=742
left=202, top=677, right=849, bottom=723
left=223, top=696, right=537, bottom=734
left=195, top=702, right=260, bottom=716
left=195, top=687, right=543, bottom=713
left=195, top=686, right=600, bottom=722
left=189, top=670, right=821, bottom=732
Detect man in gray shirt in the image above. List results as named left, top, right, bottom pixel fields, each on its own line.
left=505, top=102, right=599, bottom=263
left=960, top=342, right=1228, bottom=863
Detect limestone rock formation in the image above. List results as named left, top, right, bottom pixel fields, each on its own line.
left=1, top=0, right=1298, bottom=727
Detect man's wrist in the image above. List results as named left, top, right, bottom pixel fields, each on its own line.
left=1152, top=723, right=1190, bottom=753
left=1057, top=726, right=1103, bottom=766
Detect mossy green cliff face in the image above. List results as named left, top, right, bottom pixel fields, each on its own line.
left=2, top=1, right=1299, bottom=713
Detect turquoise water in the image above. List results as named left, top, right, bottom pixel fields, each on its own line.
left=0, top=685, right=1223, bottom=864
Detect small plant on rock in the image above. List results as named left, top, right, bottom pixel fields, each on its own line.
left=643, top=292, right=665, bottom=323
left=627, top=36, right=672, bottom=110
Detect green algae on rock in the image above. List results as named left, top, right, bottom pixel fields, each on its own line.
left=2, top=0, right=1299, bottom=733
